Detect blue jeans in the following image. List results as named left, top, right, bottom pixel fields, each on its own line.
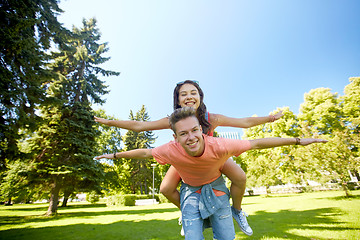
left=181, top=192, right=235, bottom=240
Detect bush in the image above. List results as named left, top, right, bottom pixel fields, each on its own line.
left=86, top=191, right=100, bottom=204
left=106, top=194, right=163, bottom=206
left=158, top=193, right=170, bottom=203
left=347, top=182, right=360, bottom=190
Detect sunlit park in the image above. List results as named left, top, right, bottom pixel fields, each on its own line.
left=1, top=190, right=360, bottom=239
left=1, top=0, right=360, bottom=240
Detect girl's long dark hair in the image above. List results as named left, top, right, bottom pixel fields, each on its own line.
left=173, top=80, right=211, bottom=134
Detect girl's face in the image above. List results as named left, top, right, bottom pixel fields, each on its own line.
left=178, top=83, right=200, bottom=110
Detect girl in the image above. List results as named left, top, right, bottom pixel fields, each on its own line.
left=95, top=80, right=283, bottom=236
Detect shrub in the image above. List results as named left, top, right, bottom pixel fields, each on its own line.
left=106, top=194, right=163, bottom=206
left=86, top=191, right=100, bottom=204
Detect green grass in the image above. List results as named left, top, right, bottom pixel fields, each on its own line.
left=1, top=190, right=359, bottom=240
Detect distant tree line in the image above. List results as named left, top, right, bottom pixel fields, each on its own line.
left=236, top=77, right=360, bottom=197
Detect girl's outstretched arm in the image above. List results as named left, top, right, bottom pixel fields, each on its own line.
left=210, top=111, right=283, bottom=129
left=94, top=116, right=170, bottom=132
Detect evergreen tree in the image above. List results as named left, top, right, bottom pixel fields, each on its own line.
left=0, top=0, right=67, bottom=171
left=93, top=109, right=123, bottom=194
left=29, top=18, right=119, bottom=215
left=121, top=105, right=156, bottom=194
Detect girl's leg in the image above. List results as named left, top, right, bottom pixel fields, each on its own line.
left=221, top=157, right=253, bottom=236
left=160, top=165, right=182, bottom=209
left=221, top=158, right=246, bottom=210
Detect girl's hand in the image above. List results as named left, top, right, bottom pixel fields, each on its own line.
left=274, top=110, right=284, bottom=121
left=94, top=116, right=108, bottom=125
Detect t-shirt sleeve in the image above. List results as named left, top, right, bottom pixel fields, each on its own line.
left=152, top=144, right=172, bottom=165
left=224, top=139, right=251, bottom=156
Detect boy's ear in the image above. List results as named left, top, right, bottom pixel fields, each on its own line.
left=173, top=133, right=178, bottom=142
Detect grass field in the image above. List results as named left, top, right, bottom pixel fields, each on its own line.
left=0, top=190, right=359, bottom=240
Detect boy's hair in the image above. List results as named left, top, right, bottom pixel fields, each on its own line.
left=169, top=107, right=198, bottom=133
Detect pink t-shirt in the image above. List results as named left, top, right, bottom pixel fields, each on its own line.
left=152, top=134, right=251, bottom=187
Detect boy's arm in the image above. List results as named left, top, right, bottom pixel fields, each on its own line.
left=95, top=149, right=153, bottom=160
left=94, top=116, right=170, bottom=132
left=249, top=137, right=327, bottom=150
left=211, top=111, right=283, bottom=129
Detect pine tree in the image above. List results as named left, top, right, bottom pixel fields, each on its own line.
left=0, top=0, right=67, bottom=170
left=122, top=105, right=156, bottom=194
left=29, top=18, right=119, bottom=215
left=93, top=109, right=123, bottom=195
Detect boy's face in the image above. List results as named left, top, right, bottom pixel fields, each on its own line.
left=173, top=116, right=204, bottom=157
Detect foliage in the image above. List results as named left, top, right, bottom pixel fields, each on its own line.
left=106, top=194, right=161, bottom=206
left=0, top=160, right=31, bottom=204
left=241, top=79, right=360, bottom=197
left=120, top=105, right=157, bottom=194
left=242, top=108, right=301, bottom=193
left=28, top=18, right=119, bottom=216
left=0, top=0, right=68, bottom=170
left=93, top=109, right=122, bottom=193
left=86, top=191, right=100, bottom=204
left=298, top=83, right=359, bottom=196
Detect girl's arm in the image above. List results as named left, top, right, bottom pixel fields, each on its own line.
left=94, top=116, right=170, bottom=132
left=210, top=111, right=283, bottom=129
left=95, top=149, right=153, bottom=160
left=249, top=137, right=327, bottom=150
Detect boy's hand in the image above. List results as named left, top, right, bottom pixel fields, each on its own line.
left=94, top=154, right=114, bottom=160
left=299, top=138, right=328, bottom=146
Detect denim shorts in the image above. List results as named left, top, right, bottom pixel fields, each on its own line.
left=181, top=192, right=235, bottom=240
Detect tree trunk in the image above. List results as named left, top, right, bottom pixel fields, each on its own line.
left=342, top=182, right=350, bottom=198
left=61, top=197, right=69, bottom=207
left=5, top=197, right=12, bottom=206
left=265, top=184, right=270, bottom=197
left=145, top=180, right=148, bottom=195
left=46, top=180, right=61, bottom=216
left=353, top=169, right=360, bottom=181
left=61, top=190, right=72, bottom=207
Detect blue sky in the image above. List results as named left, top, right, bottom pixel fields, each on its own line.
left=58, top=0, right=360, bottom=146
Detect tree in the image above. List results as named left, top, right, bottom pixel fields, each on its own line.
left=0, top=0, right=67, bottom=171
left=29, top=18, right=119, bottom=215
left=242, top=108, right=302, bottom=194
left=342, top=77, right=360, bottom=182
left=0, top=160, right=31, bottom=205
left=298, top=84, right=359, bottom=196
left=93, top=109, right=123, bottom=195
left=121, top=105, right=157, bottom=194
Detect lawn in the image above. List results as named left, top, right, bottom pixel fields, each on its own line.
left=0, top=190, right=359, bottom=240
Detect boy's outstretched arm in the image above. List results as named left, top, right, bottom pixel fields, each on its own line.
left=95, top=149, right=153, bottom=160
left=249, top=137, right=327, bottom=150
